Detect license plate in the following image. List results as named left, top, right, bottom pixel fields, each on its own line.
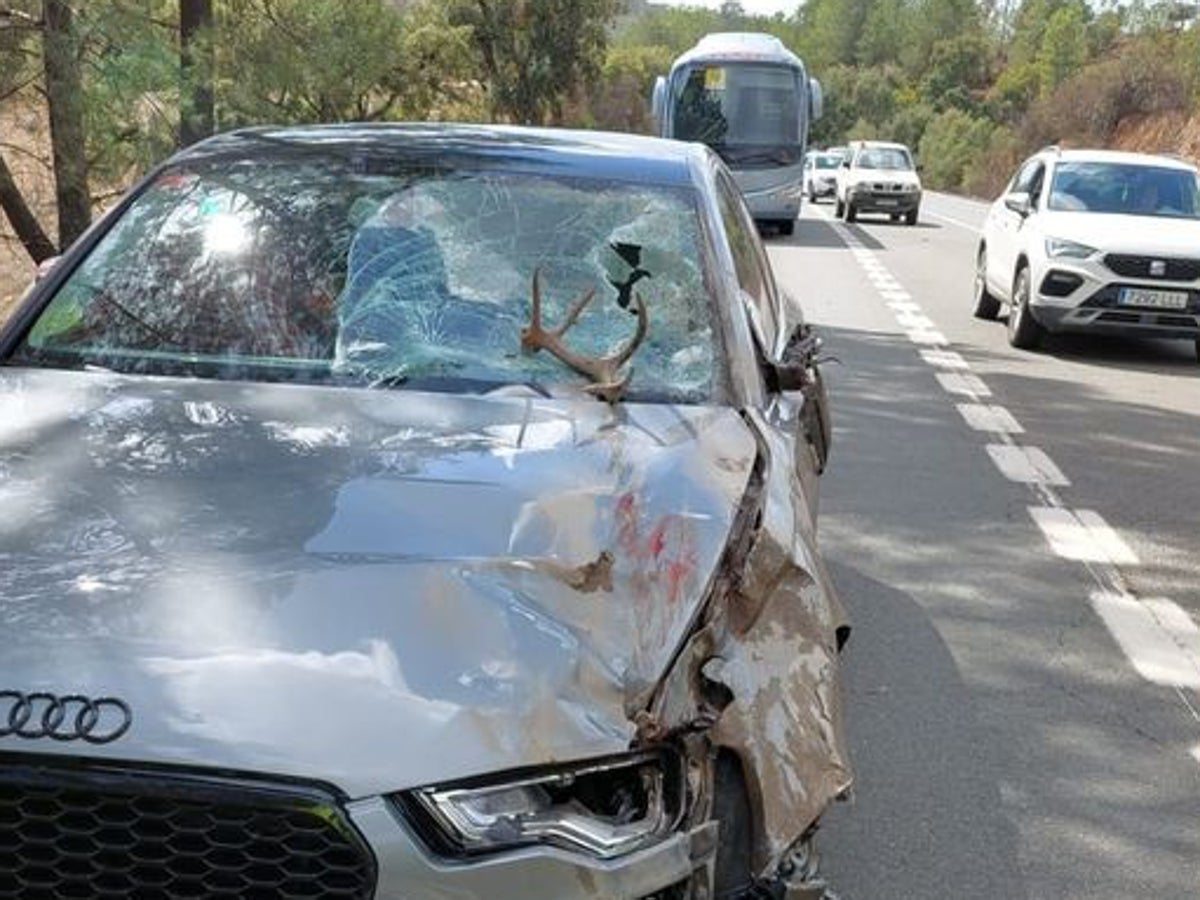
left=876, top=198, right=898, bottom=207
left=1117, top=287, right=1189, bottom=310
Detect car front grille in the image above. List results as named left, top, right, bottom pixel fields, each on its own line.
left=0, top=759, right=376, bottom=899
left=869, top=182, right=905, bottom=192
left=1104, top=254, right=1200, bottom=281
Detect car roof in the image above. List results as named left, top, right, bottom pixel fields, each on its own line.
left=1046, top=148, right=1197, bottom=171
left=175, top=123, right=710, bottom=189
left=851, top=140, right=912, bottom=152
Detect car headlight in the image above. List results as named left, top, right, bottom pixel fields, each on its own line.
left=1045, top=238, right=1098, bottom=259
left=400, top=752, right=683, bottom=859
left=903, top=183, right=921, bottom=193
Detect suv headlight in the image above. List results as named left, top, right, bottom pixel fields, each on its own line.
left=1045, top=238, right=1098, bottom=259
left=399, top=752, right=683, bottom=859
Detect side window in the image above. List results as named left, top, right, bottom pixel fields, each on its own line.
left=1012, top=159, right=1041, bottom=194
left=1027, top=164, right=1046, bottom=207
left=715, top=173, right=779, bottom=353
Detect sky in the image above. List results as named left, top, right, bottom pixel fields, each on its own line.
left=654, top=0, right=800, bottom=16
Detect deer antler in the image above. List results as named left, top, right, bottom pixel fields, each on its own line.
left=521, top=268, right=649, bottom=403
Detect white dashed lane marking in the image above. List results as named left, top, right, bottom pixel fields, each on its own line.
left=920, top=349, right=971, bottom=369
left=956, top=403, right=1024, bottom=434
left=812, top=205, right=1200, bottom=748
left=1028, top=506, right=1139, bottom=565
left=907, top=329, right=949, bottom=346
left=986, top=444, right=1069, bottom=486
left=1090, top=592, right=1200, bottom=690
left=935, top=372, right=992, bottom=397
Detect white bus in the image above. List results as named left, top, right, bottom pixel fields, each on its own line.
left=653, top=32, right=823, bottom=235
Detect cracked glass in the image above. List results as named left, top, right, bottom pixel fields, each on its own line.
left=13, top=154, right=722, bottom=403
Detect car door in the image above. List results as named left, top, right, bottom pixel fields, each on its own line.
left=988, top=158, right=1044, bottom=295
left=715, top=171, right=828, bottom=519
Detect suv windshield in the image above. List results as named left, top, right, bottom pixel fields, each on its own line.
left=855, top=148, right=913, bottom=171
left=815, top=154, right=840, bottom=170
left=10, top=152, right=721, bottom=403
left=1048, top=162, right=1200, bottom=219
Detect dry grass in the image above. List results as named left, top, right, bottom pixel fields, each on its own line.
left=1, top=96, right=54, bottom=324
left=1112, top=111, right=1200, bottom=166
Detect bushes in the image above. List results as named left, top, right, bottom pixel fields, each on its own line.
left=1021, top=37, right=1192, bottom=148
left=918, top=108, right=997, bottom=190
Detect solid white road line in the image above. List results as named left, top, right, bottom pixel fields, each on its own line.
left=1090, top=591, right=1200, bottom=690
left=935, top=372, right=992, bottom=397
left=1028, top=507, right=1139, bottom=565
left=956, top=403, right=1024, bottom=434
left=986, top=444, right=1070, bottom=486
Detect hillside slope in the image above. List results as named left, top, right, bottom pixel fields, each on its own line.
left=1112, top=111, right=1200, bottom=166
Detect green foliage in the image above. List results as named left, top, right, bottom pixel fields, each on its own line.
left=79, top=2, right=180, bottom=180
left=613, top=6, right=723, bottom=56
left=918, top=107, right=996, bottom=189
left=1036, top=5, right=1088, bottom=97
left=590, top=43, right=674, bottom=132
left=449, top=0, right=620, bottom=125
left=921, top=33, right=994, bottom=111
left=218, top=0, right=478, bottom=126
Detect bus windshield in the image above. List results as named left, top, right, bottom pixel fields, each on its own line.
left=672, top=63, right=802, bottom=165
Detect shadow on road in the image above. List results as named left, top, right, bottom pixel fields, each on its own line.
left=1020, top=326, right=1199, bottom=375
left=815, top=324, right=1200, bottom=899
left=821, top=559, right=1029, bottom=900
left=766, top=216, right=886, bottom=252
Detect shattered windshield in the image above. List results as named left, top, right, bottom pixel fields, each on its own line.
left=11, top=154, right=721, bottom=403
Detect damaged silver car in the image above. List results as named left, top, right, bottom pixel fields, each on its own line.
left=0, top=124, right=851, bottom=899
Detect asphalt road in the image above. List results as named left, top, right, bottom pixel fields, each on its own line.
left=766, top=193, right=1200, bottom=899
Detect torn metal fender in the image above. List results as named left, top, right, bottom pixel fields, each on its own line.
left=642, top=409, right=852, bottom=876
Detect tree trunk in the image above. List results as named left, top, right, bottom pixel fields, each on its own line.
left=0, top=152, right=56, bottom=263
left=42, top=0, right=90, bottom=249
left=179, top=0, right=215, bottom=147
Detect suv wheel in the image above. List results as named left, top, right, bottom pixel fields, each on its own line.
left=1007, top=265, right=1046, bottom=350
left=972, top=247, right=1002, bottom=320
left=905, top=207, right=919, bottom=226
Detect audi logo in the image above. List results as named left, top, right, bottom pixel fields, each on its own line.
left=0, top=691, right=132, bottom=745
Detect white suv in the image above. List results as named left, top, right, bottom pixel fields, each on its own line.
left=974, top=147, right=1200, bottom=360
left=835, top=140, right=923, bottom=225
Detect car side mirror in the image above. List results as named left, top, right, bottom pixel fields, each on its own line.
left=767, top=322, right=821, bottom=392
left=767, top=322, right=832, bottom=473
left=1004, top=192, right=1032, bottom=217
left=840, top=159, right=851, bottom=169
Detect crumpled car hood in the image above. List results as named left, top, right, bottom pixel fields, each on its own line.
left=0, top=369, right=756, bottom=798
